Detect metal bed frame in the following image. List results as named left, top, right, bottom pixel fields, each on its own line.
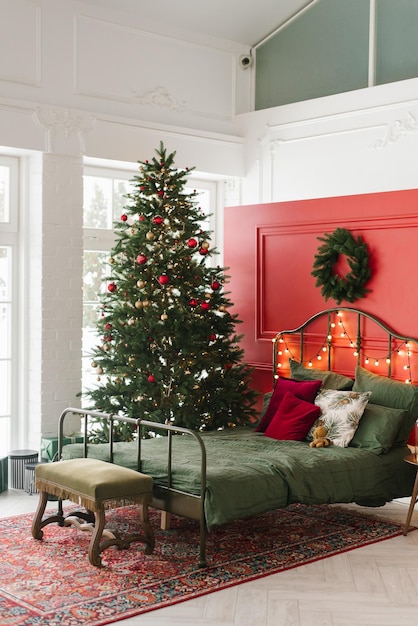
left=54, top=308, right=418, bottom=568
left=273, top=306, right=418, bottom=384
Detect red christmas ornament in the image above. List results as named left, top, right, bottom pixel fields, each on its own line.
left=120, top=214, right=128, bottom=222
left=158, top=190, right=164, bottom=197
left=187, top=238, right=198, bottom=248
left=224, top=363, right=233, bottom=370
left=211, top=280, right=220, bottom=290
left=138, top=214, right=145, bottom=221
left=201, top=302, right=210, bottom=311
left=209, top=333, right=216, bottom=341
left=136, top=253, right=147, bottom=265
left=148, top=374, right=155, bottom=383
left=199, top=247, right=208, bottom=255
left=158, top=274, right=169, bottom=285
left=189, top=298, right=199, bottom=308
left=105, top=323, right=112, bottom=330
left=103, top=335, right=112, bottom=343
left=107, top=282, right=117, bottom=293
left=153, top=216, right=164, bottom=224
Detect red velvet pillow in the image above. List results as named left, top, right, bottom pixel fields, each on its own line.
left=264, top=391, right=321, bottom=441
left=255, top=376, right=322, bottom=432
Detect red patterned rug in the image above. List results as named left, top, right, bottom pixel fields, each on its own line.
left=0, top=503, right=410, bottom=625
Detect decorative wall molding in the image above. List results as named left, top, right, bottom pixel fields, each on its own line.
left=73, top=13, right=235, bottom=125
left=370, top=111, right=418, bottom=149
left=255, top=211, right=418, bottom=340
left=257, top=98, right=418, bottom=149
left=131, top=86, right=187, bottom=111
left=0, top=0, right=41, bottom=87
left=32, top=107, right=96, bottom=155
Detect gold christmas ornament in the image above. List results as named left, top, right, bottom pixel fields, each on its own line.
left=135, top=300, right=143, bottom=309
left=96, top=366, right=103, bottom=375
left=127, top=318, right=136, bottom=325
left=137, top=279, right=146, bottom=288
left=146, top=231, right=155, bottom=240
left=142, top=300, right=151, bottom=307
left=91, top=361, right=97, bottom=368
left=201, top=241, right=210, bottom=249
left=161, top=313, right=168, bottom=320
left=109, top=257, right=115, bottom=264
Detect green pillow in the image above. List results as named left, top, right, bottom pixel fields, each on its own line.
left=289, top=359, right=353, bottom=391
left=349, top=403, right=407, bottom=454
left=352, top=365, right=418, bottom=445
left=261, top=391, right=272, bottom=418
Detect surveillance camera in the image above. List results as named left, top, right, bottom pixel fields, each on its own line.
left=239, top=54, right=252, bottom=69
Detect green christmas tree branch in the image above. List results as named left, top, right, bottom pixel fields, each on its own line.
left=84, top=142, right=258, bottom=440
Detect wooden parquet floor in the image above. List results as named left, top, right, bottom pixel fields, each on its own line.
left=1, top=491, right=417, bottom=625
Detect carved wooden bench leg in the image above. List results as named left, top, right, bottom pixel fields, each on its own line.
left=141, top=498, right=155, bottom=554
left=31, top=490, right=65, bottom=539
left=88, top=505, right=107, bottom=567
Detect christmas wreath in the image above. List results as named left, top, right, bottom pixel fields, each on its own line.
left=311, top=227, right=371, bottom=305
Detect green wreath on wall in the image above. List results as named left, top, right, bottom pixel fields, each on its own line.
left=311, top=227, right=371, bottom=305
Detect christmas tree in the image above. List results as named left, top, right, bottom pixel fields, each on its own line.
left=86, top=142, right=258, bottom=440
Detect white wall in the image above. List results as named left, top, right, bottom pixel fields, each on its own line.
left=0, top=0, right=249, bottom=175
left=237, top=77, right=418, bottom=204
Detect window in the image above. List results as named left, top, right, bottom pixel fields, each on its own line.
left=0, top=156, right=18, bottom=457
left=82, top=166, right=219, bottom=401
left=82, top=167, right=134, bottom=398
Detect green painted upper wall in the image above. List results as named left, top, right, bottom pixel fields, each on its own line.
left=255, top=0, right=418, bottom=110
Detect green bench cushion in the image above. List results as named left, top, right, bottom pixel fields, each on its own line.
left=35, top=458, right=153, bottom=511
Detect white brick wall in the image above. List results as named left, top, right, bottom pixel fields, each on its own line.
left=28, top=153, right=84, bottom=441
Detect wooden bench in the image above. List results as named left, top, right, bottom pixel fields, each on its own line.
left=31, top=458, right=155, bottom=567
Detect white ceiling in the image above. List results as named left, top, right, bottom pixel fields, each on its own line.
left=81, top=0, right=315, bottom=46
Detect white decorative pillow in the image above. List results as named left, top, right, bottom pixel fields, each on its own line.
left=309, top=389, right=372, bottom=447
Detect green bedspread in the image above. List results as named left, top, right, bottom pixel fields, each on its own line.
left=61, top=429, right=416, bottom=530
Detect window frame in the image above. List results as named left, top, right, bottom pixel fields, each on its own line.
left=0, top=155, right=19, bottom=457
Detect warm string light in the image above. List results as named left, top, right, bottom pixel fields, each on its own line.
left=333, top=313, right=412, bottom=380
left=274, top=312, right=415, bottom=383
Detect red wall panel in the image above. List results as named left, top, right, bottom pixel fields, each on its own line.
left=224, top=189, right=418, bottom=396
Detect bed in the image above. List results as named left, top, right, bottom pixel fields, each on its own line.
left=59, top=307, right=418, bottom=566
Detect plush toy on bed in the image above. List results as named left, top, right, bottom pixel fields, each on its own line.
left=309, top=425, right=332, bottom=448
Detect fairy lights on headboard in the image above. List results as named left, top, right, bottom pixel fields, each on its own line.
left=273, top=308, right=417, bottom=385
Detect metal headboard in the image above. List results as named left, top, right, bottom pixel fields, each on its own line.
left=273, top=307, right=418, bottom=385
